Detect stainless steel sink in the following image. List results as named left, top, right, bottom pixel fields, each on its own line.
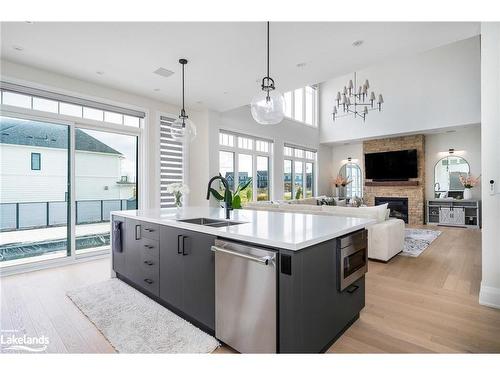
left=177, top=217, right=243, bottom=227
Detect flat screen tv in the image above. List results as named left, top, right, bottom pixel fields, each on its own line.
left=365, top=149, right=418, bottom=181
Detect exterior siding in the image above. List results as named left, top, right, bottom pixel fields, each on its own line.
left=0, top=144, right=134, bottom=204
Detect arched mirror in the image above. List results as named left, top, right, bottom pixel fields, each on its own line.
left=339, top=162, right=363, bottom=198
left=434, top=155, right=470, bottom=198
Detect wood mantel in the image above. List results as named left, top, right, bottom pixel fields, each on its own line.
left=365, top=180, right=419, bottom=187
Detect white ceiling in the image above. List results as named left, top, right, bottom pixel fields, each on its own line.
left=0, top=22, right=480, bottom=112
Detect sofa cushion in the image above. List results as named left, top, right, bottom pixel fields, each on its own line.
left=321, top=203, right=388, bottom=223
left=278, top=204, right=322, bottom=212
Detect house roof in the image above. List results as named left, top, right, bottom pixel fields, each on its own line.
left=0, top=117, right=122, bottom=155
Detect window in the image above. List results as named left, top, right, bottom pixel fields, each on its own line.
left=0, top=84, right=144, bottom=270
left=31, top=152, right=41, bottom=170
left=283, top=85, right=318, bottom=126
left=340, top=163, right=363, bottom=198
left=283, top=144, right=317, bottom=200
left=1, top=84, right=144, bottom=127
left=160, top=116, right=185, bottom=208
left=219, top=131, right=273, bottom=202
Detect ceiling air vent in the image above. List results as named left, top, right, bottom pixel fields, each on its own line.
left=153, top=67, right=174, bottom=78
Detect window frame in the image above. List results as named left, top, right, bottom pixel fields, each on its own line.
left=283, top=85, right=319, bottom=127
left=30, top=152, right=41, bottom=171
left=218, top=130, right=273, bottom=202
left=283, top=144, right=317, bottom=200
left=0, top=81, right=146, bottom=276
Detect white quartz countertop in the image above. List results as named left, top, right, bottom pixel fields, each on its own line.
left=112, top=207, right=375, bottom=251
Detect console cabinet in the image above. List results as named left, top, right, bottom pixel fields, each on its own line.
left=426, top=200, right=480, bottom=228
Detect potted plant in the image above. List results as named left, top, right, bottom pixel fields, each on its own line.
left=459, top=174, right=480, bottom=200
left=165, top=183, right=190, bottom=208
left=208, top=177, right=253, bottom=209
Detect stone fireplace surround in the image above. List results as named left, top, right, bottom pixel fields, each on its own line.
left=363, top=135, right=425, bottom=226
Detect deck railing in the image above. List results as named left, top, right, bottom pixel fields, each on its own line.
left=0, top=199, right=136, bottom=231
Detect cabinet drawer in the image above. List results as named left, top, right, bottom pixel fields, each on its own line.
left=141, top=239, right=159, bottom=272
left=141, top=222, right=159, bottom=240
left=138, top=266, right=159, bottom=296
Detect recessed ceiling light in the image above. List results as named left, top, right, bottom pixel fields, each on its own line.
left=446, top=130, right=456, bottom=133
left=153, top=67, right=174, bottom=78
left=296, top=62, right=307, bottom=68
left=96, top=71, right=104, bottom=75
left=352, top=40, right=364, bottom=47
left=25, top=21, right=34, bottom=24
left=12, top=45, right=24, bottom=51
left=153, top=88, right=161, bottom=92
left=223, top=91, right=228, bottom=95
left=196, top=101, right=203, bottom=104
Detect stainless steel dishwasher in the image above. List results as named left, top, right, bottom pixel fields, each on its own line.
left=212, top=239, right=277, bottom=353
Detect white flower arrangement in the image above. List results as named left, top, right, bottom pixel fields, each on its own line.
left=165, top=183, right=190, bottom=195
left=165, top=183, right=189, bottom=207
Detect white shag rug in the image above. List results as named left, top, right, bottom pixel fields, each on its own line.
left=67, top=278, right=219, bottom=353
left=400, top=228, right=442, bottom=257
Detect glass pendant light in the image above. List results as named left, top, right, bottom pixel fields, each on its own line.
left=171, top=58, right=197, bottom=142
left=250, top=22, right=285, bottom=125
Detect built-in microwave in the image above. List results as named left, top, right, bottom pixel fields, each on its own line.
left=337, top=230, right=368, bottom=291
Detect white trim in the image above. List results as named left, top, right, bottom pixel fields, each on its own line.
left=479, top=282, right=500, bottom=309
left=0, top=252, right=110, bottom=277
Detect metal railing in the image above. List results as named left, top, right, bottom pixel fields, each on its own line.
left=0, top=198, right=137, bottom=231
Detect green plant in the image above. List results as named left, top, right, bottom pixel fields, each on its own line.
left=208, top=176, right=253, bottom=209
left=295, top=186, right=303, bottom=200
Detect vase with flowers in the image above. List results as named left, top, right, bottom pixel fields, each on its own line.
left=333, top=175, right=352, bottom=198
left=165, top=183, right=190, bottom=208
left=459, top=174, right=480, bottom=200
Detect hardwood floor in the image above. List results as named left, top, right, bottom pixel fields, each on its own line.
left=1, top=225, right=499, bottom=353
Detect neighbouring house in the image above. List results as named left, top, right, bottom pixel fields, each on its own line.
left=0, top=117, right=135, bottom=230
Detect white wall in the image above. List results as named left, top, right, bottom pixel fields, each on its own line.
left=205, top=106, right=330, bottom=203
left=425, top=126, right=481, bottom=200
left=0, top=59, right=211, bottom=208
left=479, top=23, right=500, bottom=309
left=319, top=37, right=481, bottom=144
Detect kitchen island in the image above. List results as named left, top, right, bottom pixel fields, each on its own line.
left=111, top=207, right=375, bottom=353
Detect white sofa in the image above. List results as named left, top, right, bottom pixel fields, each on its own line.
left=244, top=200, right=405, bottom=262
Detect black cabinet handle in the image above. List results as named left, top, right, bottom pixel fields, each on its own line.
left=144, top=228, right=154, bottom=232
left=177, top=235, right=183, bottom=254
left=182, top=236, right=188, bottom=256
left=144, top=278, right=153, bottom=285
left=143, top=260, right=154, bottom=266
left=346, top=284, right=359, bottom=294
left=144, top=244, right=154, bottom=249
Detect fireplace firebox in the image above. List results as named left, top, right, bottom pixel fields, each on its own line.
left=375, top=197, right=409, bottom=224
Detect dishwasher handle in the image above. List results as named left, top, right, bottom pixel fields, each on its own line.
left=211, top=245, right=274, bottom=266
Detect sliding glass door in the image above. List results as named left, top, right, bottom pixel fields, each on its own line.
left=0, top=116, right=70, bottom=265
left=0, top=115, right=140, bottom=268
left=75, top=128, right=137, bottom=255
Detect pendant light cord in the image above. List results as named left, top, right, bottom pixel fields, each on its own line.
left=181, top=63, right=185, bottom=112
left=267, top=21, right=270, bottom=78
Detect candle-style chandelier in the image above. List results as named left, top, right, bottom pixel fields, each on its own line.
left=332, top=72, right=384, bottom=122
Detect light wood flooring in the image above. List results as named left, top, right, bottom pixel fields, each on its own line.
left=1, top=225, right=499, bottom=353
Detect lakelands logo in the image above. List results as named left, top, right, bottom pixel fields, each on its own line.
left=1, top=330, right=49, bottom=352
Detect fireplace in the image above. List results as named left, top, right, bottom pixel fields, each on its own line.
left=375, top=197, right=409, bottom=224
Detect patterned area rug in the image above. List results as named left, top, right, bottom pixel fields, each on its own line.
left=67, top=278, right=219, bottom=353
left=401, top=228, right=442, bottom=257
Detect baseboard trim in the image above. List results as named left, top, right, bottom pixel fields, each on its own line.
left=479, top=282, right=500, bottom=309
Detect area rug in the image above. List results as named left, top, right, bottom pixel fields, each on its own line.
left=67, top=278, right=219, bottom=353
left=400, top=228, right=442, bottom=257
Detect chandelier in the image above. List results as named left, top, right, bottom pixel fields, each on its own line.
left=332, top=72, right=383, bottom=122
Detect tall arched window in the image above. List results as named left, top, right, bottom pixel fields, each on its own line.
left=340, top=163, right=363, bottom=198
